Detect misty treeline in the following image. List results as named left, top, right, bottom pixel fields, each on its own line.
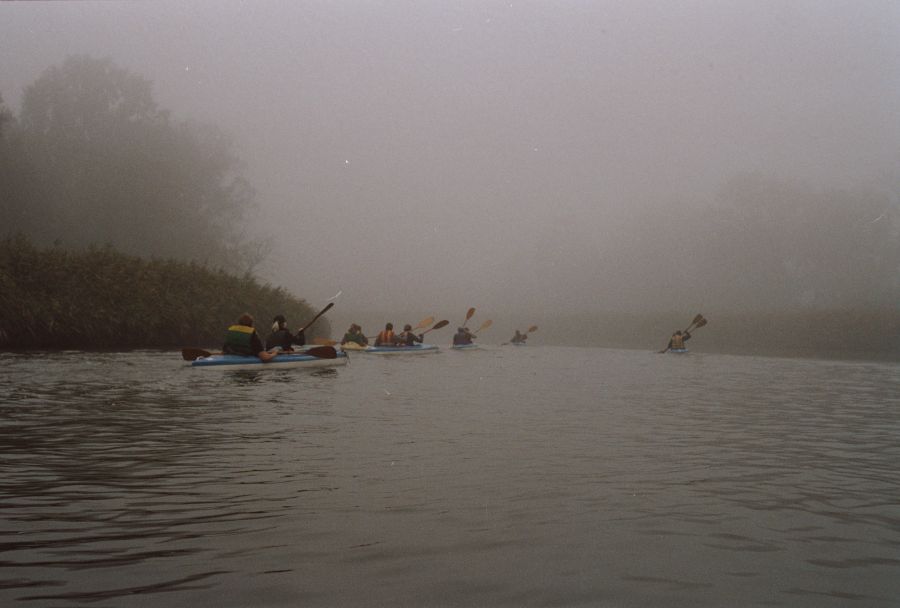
left=0, top=55, right=268, bottom=272
left=0, top=237, right=326, bottom=350
left=606, top=174, right=900, bottom=313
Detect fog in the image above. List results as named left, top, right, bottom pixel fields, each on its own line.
left=3, top=1, right=899, bottom=332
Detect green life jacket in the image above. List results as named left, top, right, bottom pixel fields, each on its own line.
left=343, top=331, right=365, bottom=345
left=224, top=324, right=255, bottom=355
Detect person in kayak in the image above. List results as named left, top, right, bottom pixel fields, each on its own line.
left=375, top=323, right=396, bottom=346
left=510, top=330, right=527, bottom=344
left=453, top=326, right=474, bottom=346
left=266, top=314, right=306, bottom=352
left=341, top=323, right=369, bottom=346
left=223, top=313, right=277, bottom=361
left=397, top=324, right=424, bottom=346
left=665, top=329, right=691, bottom=351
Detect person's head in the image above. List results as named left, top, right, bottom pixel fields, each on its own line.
left=403, top=324, right=412, bottom=331
left=238, top=313, right=254, bottom=327
left=457, top=327, right=465, bottom=333
left=385, top=323, right=393, bottom=331
left=675, top=330, right=682, bottom=336
left=349, top=323, right=360, bottom=332
left=272, top=314, right=287, bottom=332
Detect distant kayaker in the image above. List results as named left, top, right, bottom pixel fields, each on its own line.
left=341, top=323, right=369, bottom=346
left=223, top=313, right=277, bottom=362
left=453, top=326, right=474, bottom=346
left=510, top=330, right=527, bottom=344
left=398, top=324, right=424, bottom=346
left=375, top=323, right=396, bottom=346
left=266, top=314, right=306, bottom=352
left=666, top=330, right=691, bottom=351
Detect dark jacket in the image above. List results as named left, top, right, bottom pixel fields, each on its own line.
left=266, top=328, right=306, bottom=351
left=398, top=331, right=423, bottom=346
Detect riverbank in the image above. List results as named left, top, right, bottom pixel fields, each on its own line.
left=0, top=237, right=326, bottom=350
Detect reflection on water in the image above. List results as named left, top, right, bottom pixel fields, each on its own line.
left=1, top=349, right=899, bottom=606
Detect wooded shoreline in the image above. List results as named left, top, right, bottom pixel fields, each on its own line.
left=0, top=238, right=327, bottom=350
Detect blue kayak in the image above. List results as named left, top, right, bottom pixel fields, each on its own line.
left=191, top=350, right=348, bottom=370
left=450, top=343, right=480, bottom=350
left=352, top=343, right=440, bottom=355
left=668, top=348, right=689, bottom=354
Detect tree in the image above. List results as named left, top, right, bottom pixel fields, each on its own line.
left=0, top=93, right=38, bottom=238
left=12, top=55, right=265, bottom=270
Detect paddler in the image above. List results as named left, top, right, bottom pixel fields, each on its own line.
left=510, top=330, right=527, bottom=344
left=452, top=326, right=474, bottom=346
left=223, top=313, right=277, bottom=361
left=665, top=329, right=691, bottom=351
left=265, top=314, right=306, bottom=352
left=341, top=323, right=369, bottom=346
left=375, top=323, right=397, bottom=346
left=397, top=323, right=424, bottom=346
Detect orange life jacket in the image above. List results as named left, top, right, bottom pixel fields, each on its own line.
left=670, top=334, right=685, bottom=349
left=376, top=330, right=395, bottom=345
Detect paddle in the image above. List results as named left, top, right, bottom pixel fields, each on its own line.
left=659, top=314, right=707, bottom=353
left=182, top=347, right=213, bottom=361
left=296, top=302, right=334, bottom=334
left=462, top=307, right=475, bottom=326
left=472, top=319, right=492, bottom=335
left=413, top=316, right=435, bottom=331
left=420, top=319, right=450, bottom=336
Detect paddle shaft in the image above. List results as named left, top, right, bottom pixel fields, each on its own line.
left=297, top=302, right=334, bottom=334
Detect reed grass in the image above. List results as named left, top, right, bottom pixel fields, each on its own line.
left=0, top=236, right=327, bottom=350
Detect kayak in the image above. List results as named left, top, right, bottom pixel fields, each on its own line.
left=509, top=341, right=527, bottom=346
left=190, top=350, right=348, bottom=370
left=339, top=342, right=369, bottom=351
left=351, top=343, right=440, bottom=355
left=449, top=343, right=480, bottom=350
left=668, top=348, right=689, bottom=354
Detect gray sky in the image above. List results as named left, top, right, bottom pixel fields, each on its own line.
left=3, top=1, right=899, bottom=326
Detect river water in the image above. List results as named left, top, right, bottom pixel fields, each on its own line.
left=1, top=347, right=899, bottom=607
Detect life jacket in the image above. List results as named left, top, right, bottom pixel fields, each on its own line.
left=224, top=324, right=255, bottom=355
left=670, top=334, right=685, bottom=349
left=376, top=330, right=394, bottom=345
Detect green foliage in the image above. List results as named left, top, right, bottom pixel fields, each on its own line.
left=0, top=237, right=328, bottom=350
left=2, top=55, right=269, bottom=273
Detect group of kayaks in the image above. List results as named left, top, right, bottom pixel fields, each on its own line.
left=186, top=341, right=485, bottom=370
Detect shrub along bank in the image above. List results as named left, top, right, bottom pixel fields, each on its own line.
left=0, top=237, right=326, bottom=350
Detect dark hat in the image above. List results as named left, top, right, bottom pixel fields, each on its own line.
left=274, top=314, right=286, bottom=323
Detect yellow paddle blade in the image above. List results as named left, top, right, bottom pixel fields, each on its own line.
left=476, top=319, right=493, bottom=332
left=527, top=325, right=538, bottom=333
left=414, top=316, right=435, bottom=330
left=465, top=307, right=476, bottom=322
